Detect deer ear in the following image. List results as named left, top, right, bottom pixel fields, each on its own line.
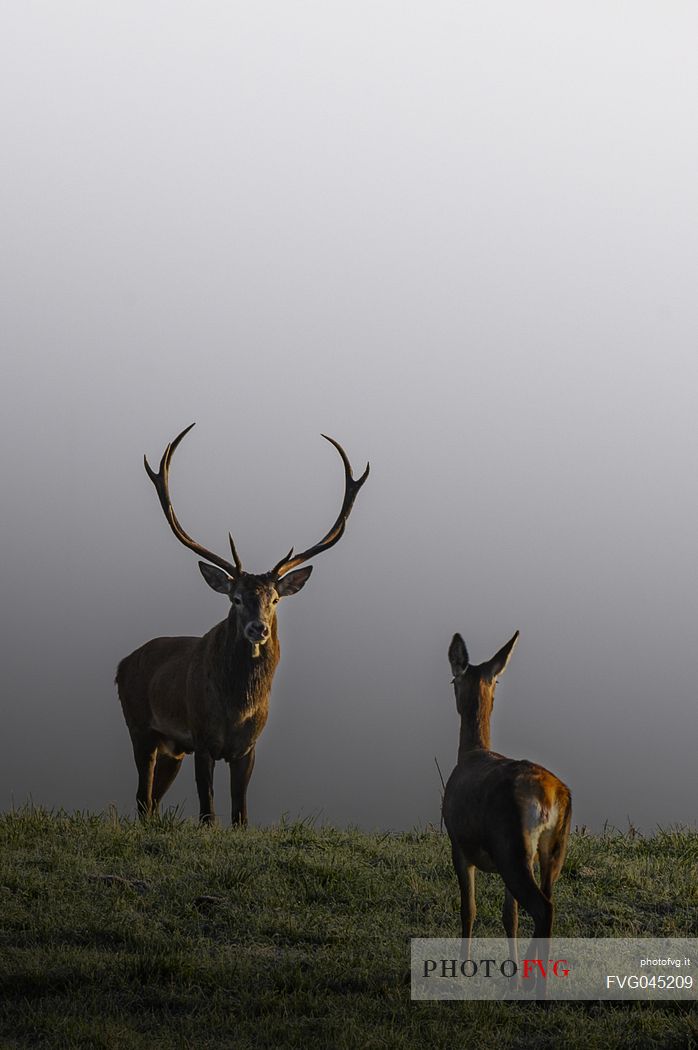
left=276, top=566, right=313, bottom=597
left=198, top=562, right=235, bottom=594
left=448, top=633, right=469, bottom=677
left=485, top=630, right=519, bottom=681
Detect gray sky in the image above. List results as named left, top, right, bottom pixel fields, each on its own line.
left=2, top=2, right=697, bottom=831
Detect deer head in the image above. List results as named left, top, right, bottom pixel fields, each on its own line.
left=447, top=630, right=519, bottom=750
left=144, top=424, right=369, bottom=656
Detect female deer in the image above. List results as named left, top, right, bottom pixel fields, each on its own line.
left=442, top=631, right=571, bottom=967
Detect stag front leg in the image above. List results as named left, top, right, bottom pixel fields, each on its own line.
left=195, top=751, right=216, bottom=825
left=229, top=749, right=255, bottom=827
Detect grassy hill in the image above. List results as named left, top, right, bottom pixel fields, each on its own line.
left=0, top=809, right=696, bottom=1049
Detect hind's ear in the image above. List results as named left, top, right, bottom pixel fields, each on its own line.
left=448, top=633, right=469, bottom=677
left=485, top=630, right=519, bottom=681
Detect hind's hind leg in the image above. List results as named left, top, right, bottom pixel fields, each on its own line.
left=492, top=836, right=553, bottom=998
left=539, top=844, right=565, bottom=901
left=502, top=887, right=520, bottom=979
left=535, top=809, right=571, bottom=1000
left=492, top=832, right=553, bottom=941
left=450, top=839, right=476, bottom=952
left=539, top=804, right=571, bottom=901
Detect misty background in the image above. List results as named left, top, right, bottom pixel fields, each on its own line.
left=2, top=3, right=696, bottom=831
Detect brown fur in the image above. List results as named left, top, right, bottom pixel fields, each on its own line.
left=116, top=581, right=282, bottom=825
left=117, top=425, right=368, bottom=825
left=442, top=631, right=571, bottom=974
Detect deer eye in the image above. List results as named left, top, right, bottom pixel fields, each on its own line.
left=233, top=596, right=243, bottom=607
left=271, top=596, right=279, bottom=605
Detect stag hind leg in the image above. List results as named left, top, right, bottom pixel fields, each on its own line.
left=130, top=732, right=158, bottom=818
left=151, top=753, right=184, bottom=814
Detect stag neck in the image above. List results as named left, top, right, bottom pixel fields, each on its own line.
left=219, top=609, right=280, bottom=687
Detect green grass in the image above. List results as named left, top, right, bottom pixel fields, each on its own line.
left=0, top=808, right=696, bottom=1049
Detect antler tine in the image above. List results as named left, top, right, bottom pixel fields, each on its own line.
left=272, top=435, right=369, bottom=579
left=144, top=423, right=242, bottom=578
left=228, top=533, right=243, bottom=576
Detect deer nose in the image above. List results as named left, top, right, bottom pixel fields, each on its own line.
left=247, top=621, right=269, bottom=641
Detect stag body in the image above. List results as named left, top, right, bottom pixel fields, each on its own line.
left=442, top=631, right=571, bottom=967
left=116, top=579, right=281, bottom=824
left=117, top=424, right=368, bottom=825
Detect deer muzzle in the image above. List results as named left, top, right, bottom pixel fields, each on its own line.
left=244, top=622, right=270, bottom=656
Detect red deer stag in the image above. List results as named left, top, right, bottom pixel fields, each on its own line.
left=116, top=423, right=369, bottom=825
left=442, top=631, right=571, bottom=975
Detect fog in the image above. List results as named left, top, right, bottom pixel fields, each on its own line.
left=2, top=2, right=697, bottom=830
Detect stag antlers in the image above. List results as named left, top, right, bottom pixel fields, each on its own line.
left=144, top=423, right=243, bottom=577
left=271, top=435, right=370, bottom=578
left=144, top=424, right=369, bottom=580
